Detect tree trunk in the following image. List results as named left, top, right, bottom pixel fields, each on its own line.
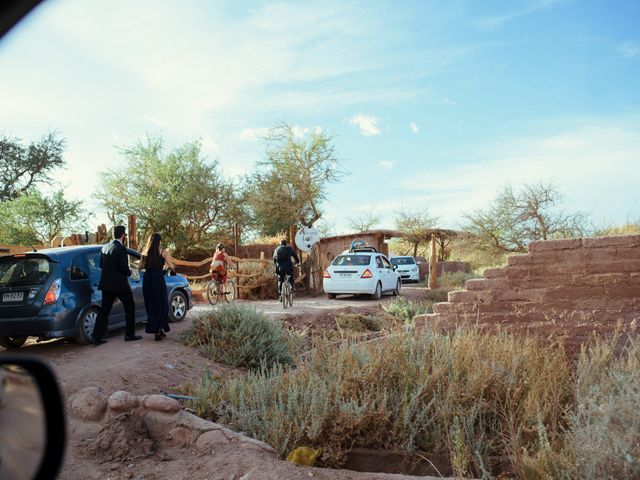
left=428, top=233, right=438, bottom=290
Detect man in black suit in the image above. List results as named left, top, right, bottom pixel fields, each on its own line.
left=92, top=225, right=141, bottom=345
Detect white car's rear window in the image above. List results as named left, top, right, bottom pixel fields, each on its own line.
left=332, top=255, right=371, bottom=266
left=390, top=257, right=416, bottom=265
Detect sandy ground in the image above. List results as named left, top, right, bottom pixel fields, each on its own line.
left=2, top=288, right=443, bottom=480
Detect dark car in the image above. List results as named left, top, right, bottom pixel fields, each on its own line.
left=0, top=245, right=193, bottom=349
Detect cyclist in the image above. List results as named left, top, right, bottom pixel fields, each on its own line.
left=209, top=243, right=229, bottom=286
left=273, top=239, right=300, bottom=298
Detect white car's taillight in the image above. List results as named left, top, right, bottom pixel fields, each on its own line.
left=361, top=269, right=373, bottom=278
left=43, top=279, right=61, bottom=305
left=323, top=270, right=331, bottom=279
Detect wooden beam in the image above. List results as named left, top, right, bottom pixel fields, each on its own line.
left=429, top=233, right=438, bottom=290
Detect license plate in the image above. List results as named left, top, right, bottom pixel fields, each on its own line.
left=339, top=273, right=351, bottom=278
left=3, top=292, right=24, bottom=302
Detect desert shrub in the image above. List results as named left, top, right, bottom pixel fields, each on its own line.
left=566, top=336, right=640, bottom=479
left=382, top=297, right=432, bottom=323
left=179, top=304, right=293, bottom=369
left=335, top=313, right=383, bottom=333
left=215, top=327, right=573, bottom=476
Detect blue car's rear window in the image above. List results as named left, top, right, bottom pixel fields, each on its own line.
left=0, top=257, right=51, bottom=286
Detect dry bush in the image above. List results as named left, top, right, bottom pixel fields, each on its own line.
left=437, top=271, right=479, bottom=290
left=179, top=304, right=293, bottom=369
left=212, top=327, right=573, bottom=476
left=236, top=261, right=277, bottom=299
left=566, top=335, right=640, bottom=479
left=335, top=313, right=383, bottom=334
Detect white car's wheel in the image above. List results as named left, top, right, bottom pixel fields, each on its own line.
left=393, top=280, right=401, bottom=296
left=371, top=282, right=382, bottom=300
left=327, top=293, right=337, bottom=299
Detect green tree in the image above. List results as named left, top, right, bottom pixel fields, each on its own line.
left=96, top=135, right=236, bottom=254
left=394, top=208, right=440, bottom=257
left=462, top=182, right=589, bottom=254
left=247, top=123, right=344, bottom=235
left=0, top=132, right=66, bottom=201
left=0, top=189, right=87, bottom=245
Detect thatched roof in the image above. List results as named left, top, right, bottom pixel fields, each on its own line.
left=321, top=228, right=459, bottom=241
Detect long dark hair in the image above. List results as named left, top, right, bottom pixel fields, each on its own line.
left=140, top=233, right=163, bottom=269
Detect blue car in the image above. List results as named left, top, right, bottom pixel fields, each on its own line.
left=0, top=245, right=193, bottom=349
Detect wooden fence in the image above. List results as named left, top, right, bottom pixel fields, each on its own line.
left=171, top=255, right=275, bottom=294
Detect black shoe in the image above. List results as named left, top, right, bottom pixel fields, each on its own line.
left=124, top=335, right=142, bottom=342
left=93, top=339, right=107, bottom=346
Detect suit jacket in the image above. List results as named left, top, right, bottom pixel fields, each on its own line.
left=98, top=240, right=132, bottom=292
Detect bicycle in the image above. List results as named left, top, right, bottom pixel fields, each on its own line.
left=206, top=270, right=236, bottom=305
left=280, top=273, right=293, bottom=309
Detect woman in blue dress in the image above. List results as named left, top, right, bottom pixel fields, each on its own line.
left=140, top=233, right=175, bottom=341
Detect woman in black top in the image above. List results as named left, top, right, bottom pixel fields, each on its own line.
left=140, top=233, right=175, bottom=341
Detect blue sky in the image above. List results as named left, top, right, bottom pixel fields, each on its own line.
left=1, top=0, right=639, bottom=235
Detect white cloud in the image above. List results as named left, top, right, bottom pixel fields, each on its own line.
left=348, top=115, right=381, bottom=137
left=471, top=0, right=566, bottom=30
left=239, top=127, right=269, bottom=142
left=378, top=160, right=394, bottom=170
left=443, top=96, right=457, bottom=106
left=618, top=40, right=640, bottom=58
left=400, top=119, right=640, bottom=227
left=410, top=122, right=419, bottom=134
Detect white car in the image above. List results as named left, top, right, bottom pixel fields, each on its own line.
left=323, top=247, right=401, bottom=299
left=390, top=256, right=420, bottom=283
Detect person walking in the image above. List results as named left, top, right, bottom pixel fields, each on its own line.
left=273, top=239, right=300, bottom=298
left=92, top=225, right=141, bottom=345
left=140, top=233, right=175, bottom=341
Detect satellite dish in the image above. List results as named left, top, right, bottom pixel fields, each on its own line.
left=295, top=226, right=321, bottom=252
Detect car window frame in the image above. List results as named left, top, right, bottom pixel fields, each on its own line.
left=69, top=253, right=90, bottom=281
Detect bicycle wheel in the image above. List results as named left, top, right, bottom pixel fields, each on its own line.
left=287, top=288, right=293, bottom=308
left=281, top=282, right=290, bottom=309
left=206, top=280, right=219, bottom=305
left=223, top=279, right=236, bottom=303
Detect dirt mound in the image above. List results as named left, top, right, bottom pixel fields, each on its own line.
left=87, top=412, right=155, bottom=463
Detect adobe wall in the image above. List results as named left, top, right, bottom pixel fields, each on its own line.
left=416, top=235, right=640, bottom=333
left=319, top=233, right=389, bottom=271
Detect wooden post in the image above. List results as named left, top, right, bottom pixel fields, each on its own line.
left=128, top=214, right=138, bottom=250
left=429, top=233, right=438, bottom=290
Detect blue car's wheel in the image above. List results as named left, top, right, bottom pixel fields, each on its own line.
left=75, top=307, right=98, bottom=345
left=169, top=291, right=187, bottom=322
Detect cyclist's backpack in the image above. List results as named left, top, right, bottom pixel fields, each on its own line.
left=276, top=246, right=289, bottom=262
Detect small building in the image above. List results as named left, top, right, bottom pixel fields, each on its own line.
left=318, top=229, right=399, bottom=272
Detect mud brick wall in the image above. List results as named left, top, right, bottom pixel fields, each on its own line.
left=416, top=235, right=640, bottom=330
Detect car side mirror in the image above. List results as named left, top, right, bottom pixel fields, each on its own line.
left=392, top=265, right=397, bottom=270
left=416, top=261, right=422, bottom=265
left=0, top=357, right=65, bottom=480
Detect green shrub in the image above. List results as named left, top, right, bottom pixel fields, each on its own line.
left=179, top=304, right=293, bottom=369
left=383, top=296, right=432, bottom=323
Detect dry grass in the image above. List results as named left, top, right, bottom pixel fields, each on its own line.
left=203, top=326, right=575, bottom=476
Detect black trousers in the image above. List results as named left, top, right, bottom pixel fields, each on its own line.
left=277, top=268, right=295, bottom=294
left=92, top=289, right=136, bottom=341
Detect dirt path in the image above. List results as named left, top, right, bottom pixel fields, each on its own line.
left=2, top=289, right=438, bottom=480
